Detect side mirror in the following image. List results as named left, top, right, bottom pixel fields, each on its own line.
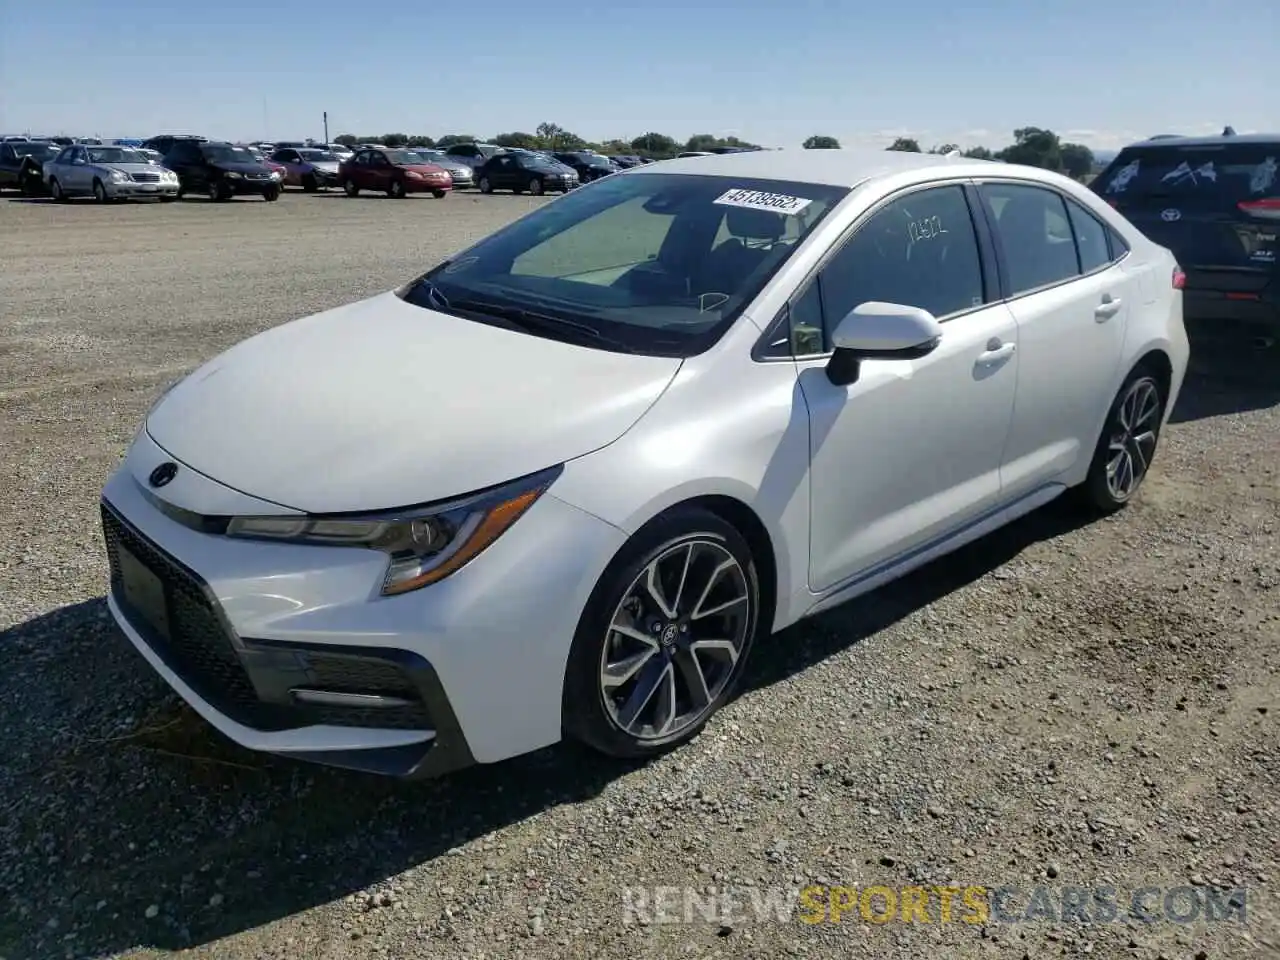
left=826, top=301, right=942, bottom=386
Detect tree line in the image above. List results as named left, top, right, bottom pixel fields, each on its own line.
left=331, top=124, right=1097, bottom=180
left=803, top=128, right=1098, bottom=179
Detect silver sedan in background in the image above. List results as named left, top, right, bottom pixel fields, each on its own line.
left=410, top=149, right=475, bottom=189
left=44, top=144, right=179, bottom=202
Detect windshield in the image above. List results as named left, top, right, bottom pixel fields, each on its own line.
left=1097, top=143, right=1280, bottom=210
left=86, top=147, right=146, bottom=164
left=384, top=150, right=425, bottom=165
left=298, top=149, right=338, bottom=162
left=17, top=143, right=59, bottom=160
left=402, top=173, right=848, bottom=357
left=201, top=144, right=259, bottom=164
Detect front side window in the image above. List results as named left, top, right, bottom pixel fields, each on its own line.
left=201, top=144, right=257, bottom=164
left=402, top=173, right=849, bottom=357
left=980, top=183, right=1081, bottom=295
left=817, top=184, right=985, bottom=339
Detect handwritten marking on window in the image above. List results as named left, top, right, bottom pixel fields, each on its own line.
left=908, top=215, right=947, bottom=243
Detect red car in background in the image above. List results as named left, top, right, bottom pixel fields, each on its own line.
left=240, top=145, right=288, bottom=181
left=338, top=147, right=452, bottom=199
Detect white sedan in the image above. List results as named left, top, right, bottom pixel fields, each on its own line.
left=100, top=150, right=1188, bottom=777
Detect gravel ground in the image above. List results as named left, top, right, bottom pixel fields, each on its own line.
left=1, top=189, right=1277, bottom=960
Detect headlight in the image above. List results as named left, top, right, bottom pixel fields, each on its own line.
left=405, top=170, right=424, bottom=180
left=109, top=169, right=129, bottom=182
left=225, top=465, right=561, bottom=595
left=225, top=171, right=243, bottom=179
left=270, top=170, right=282, bottom=180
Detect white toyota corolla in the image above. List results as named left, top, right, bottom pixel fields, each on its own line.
left=101, top=150, right=1188, bottom=777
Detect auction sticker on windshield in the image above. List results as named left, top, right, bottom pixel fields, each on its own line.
left=714, top=188, right=813, bottom=215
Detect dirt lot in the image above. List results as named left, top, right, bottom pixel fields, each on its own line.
left=0, top=189, right=1277, bottom=960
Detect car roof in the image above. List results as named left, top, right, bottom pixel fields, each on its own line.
left=632, top=147, right=975, bottom=187
left=1121, top=132, right=1280, bottom=150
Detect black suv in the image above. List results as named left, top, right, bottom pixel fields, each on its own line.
left=163, top=140, right=282, bottom=201
left=1092, top=133, right=1279, bottom=339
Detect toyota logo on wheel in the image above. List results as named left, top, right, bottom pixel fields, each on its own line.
left=1161, top=208, right=1181, bottom=222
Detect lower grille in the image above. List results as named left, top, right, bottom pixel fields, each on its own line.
left=101, top=503, right=432, bottom=732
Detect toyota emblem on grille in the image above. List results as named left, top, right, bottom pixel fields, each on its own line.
left=1161, top=208, right=1181, bottom=222
left=149, top=462, right=178, bottom=487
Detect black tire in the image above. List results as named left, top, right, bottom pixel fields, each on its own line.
left=263, top=185, right=280, bottom=202
left=432, top=189, right=446, bottom=199
left=344, top=178, right=359, bottom=197
left=478, top=177, right=492, bottom=194
left=207, top=180, right=231, bottom=202
left=302, top=174, right=318, bottom=192
left=50, top=178, right=67, bottom=202
left=1073, top=365, right=1167, bottom=514
left=93, top=179, right=110, bottom=203
left=388, top=178, right=406, bottom=199
left=528, top=176, right=544, bottom=196
left=562, top=507, right=761, bottom=759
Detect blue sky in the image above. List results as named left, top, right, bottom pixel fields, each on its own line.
left=0, top=0, right=1272, bottom=153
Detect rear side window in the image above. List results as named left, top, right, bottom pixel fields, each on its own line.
left=1065, top=199, right=1111, bottom=273
left=980, top=183, right=1080, bottom=295
left=1095, top=143, right=1279, bottom=209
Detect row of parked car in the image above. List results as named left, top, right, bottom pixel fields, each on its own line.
left=0, top=133, right=697, bottom=203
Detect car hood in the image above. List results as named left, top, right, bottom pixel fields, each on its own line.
left=213, top=161, right=272, bottom=175
left=97, top=162, right=165, bottom=175
left=146, top=291, right=682, bottom=513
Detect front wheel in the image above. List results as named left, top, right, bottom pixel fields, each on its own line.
left=432, top=189, right=446, bottom=199
left=528, top=177, right=544, bottom=196
left=263, top=185, right=280, bottom=201
left=343, top=178, right=359, bottom=197
left=478, top=177, right=492, bottom=194
left=49, top=178, right=66, bottom=202
left=93, top=179, right=110, bottom=203
left=302, top=174, right=318, bottom=192
left=562, top=507, right=760, bottom=759
left=1074, top=367, right=1166, bottom=513
left=388, top=179, right=406, bottom=199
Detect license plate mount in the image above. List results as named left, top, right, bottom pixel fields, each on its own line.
left=118, top=545, right=171, bottom=640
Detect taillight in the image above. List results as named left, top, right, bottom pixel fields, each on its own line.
left=1172, top=266, right=1187, bottom=289
left=1237, top=198, right=1280, bottom=220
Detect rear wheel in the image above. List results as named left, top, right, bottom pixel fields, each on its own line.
left=1074, top=367, right=1166, bottom=513
left=344, top=178, right=360, bottom=197
left=302, top=173, right=318, bottom=192
left=562, top=507, right=760, bottom=759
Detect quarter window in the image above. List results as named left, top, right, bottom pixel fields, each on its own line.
left=1065, top=198, right=1111, bottom=273
left=817, top=184, right=985, bottom=340
left=981, top=183, right=1081, bottom=295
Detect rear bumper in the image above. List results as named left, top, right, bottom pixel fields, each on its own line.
left=1183, top=289, right=1279, bottom=331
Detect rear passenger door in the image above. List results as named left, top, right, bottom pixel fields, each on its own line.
left=976, top=180, right=1134, bottom=497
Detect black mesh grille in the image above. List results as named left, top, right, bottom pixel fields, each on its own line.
left=131, top=172, right=162, bottom=183
left=101, top=503, right=432, bottom=732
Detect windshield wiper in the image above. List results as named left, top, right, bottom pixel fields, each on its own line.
left=445, top=296, right=636, bottom=353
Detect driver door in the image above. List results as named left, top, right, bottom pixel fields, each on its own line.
left=794, top=183, right=1020, bottom=593
left=63, top=147, right=89, bottom=191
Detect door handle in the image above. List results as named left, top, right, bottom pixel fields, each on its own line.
left=977, top=341, right=1016, bottom=364
left=1095, top=295, right=1122, bottom=321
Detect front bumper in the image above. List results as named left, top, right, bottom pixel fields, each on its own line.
left=107, top=180, right=180, bottom=199
left=224, top=176, right=280, bottom=195
left=99, top=434, right=625, bottom=776
left=403, top=177, right=453, bottom=193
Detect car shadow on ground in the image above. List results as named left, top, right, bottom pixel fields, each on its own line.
left=1169, top=335, right=1280, bottom=423
left=0, top=495, right=1097, bottom=957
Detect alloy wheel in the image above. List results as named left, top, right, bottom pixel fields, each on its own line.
left=1105, top=377, right=1160, bottom=501
left=599, top=539, right=751, bottom=741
